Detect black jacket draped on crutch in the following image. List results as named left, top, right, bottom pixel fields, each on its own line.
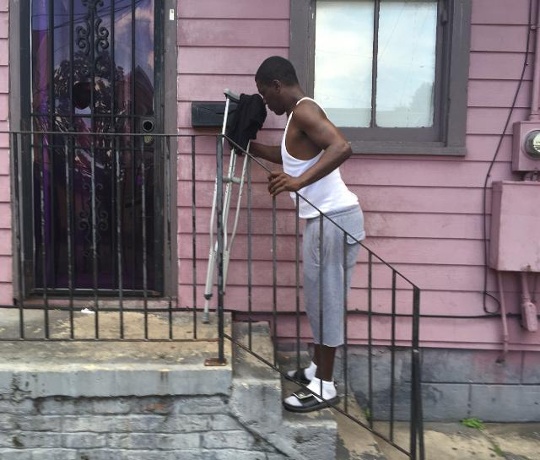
left=226, top=93, right=267, bottom=152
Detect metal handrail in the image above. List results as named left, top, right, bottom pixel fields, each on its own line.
left=4, top=129, right=424, bottom=459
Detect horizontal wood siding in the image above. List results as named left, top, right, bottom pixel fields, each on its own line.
left=464, top=0, right=539, bottom=349
left=176, top=0, right=540, bottom=350
left=0, top=0, right=11, bottom=304
left=175, top=0, right=291, bottom=333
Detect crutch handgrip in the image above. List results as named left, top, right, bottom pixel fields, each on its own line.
left=224, top=88, right=240, bottom=103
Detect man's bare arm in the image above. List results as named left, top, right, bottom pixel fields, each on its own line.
left=297, top=102, right=352, bottom=183
left=267, top=103, right=352, bottom=196
left=249, top=142, right=283, bottom=164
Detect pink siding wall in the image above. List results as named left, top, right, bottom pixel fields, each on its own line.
left=463, top=0, right=539, bottom=349
left=2, top=0, right=537, bottom=350
left=176, top=0, right=291, bottom=311
left=176, top=0, right=540, bottom=352
left=0, top=0, right=12, bottom=304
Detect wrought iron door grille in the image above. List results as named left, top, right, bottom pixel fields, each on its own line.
left=25, top=0, right=162, bottom=294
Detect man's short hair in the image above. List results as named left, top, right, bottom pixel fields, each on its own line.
left=255, top=56, right=299, bottom=86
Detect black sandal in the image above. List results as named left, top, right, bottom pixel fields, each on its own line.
left=282, top=389, right=339, bottom=413
left=285, top=368, right=311, bottom=385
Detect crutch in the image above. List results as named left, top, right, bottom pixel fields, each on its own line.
left=203, top=89, right=250, bottom=323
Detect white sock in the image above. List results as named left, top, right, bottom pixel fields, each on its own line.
left=305, top=361, right=317, bottom=380
left=284, top=377, right=337, bottom=407
left=307, top=377, right=337, bottom=401
left=287, top=360, right=317, bottom=380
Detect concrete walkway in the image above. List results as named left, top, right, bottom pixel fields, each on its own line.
left=358, top=421, right=540, bottom=460
left=1, top=308, right=538, bottom=459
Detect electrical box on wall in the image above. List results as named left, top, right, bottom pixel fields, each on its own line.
left=513, top=121, right=540, bottom=172
left=489, top=180, right=540, bottom=272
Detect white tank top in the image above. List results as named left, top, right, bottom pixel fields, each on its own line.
left=281, top=97, right=358, bottom=219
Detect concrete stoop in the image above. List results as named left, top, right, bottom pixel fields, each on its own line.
left=230, top=322, right=387, bottom=460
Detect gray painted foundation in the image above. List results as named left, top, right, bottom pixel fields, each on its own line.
left=338, top=346, right=540, bottom=423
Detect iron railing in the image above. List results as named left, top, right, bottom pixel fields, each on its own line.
left=219, top=135, right=425, bottom=460
left=5, top=130, right=424, bottom=459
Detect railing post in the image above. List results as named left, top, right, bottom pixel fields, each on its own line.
left=367, top=252, right=374, bottom=429
left=216, top=135, right=226, bottom=364
left=410, top=286, right=424, bottom=460
left=12, top=132, right=26, bottom=339
left=191, top=136, right=198, bottom=339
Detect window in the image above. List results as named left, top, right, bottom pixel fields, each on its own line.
left=290, top=0, right=471, bottom=155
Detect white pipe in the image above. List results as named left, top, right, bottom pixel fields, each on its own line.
left=497, top=272, right=509, bottom=358
left=520, top=272, right=538, bottom=331
left=529, top=0, right=540, bottom=120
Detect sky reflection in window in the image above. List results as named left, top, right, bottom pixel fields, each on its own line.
left=315, top=1, right=437, bottom=128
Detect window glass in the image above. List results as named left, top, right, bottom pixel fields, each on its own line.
left=314, top=0, right=437, bottom=128
left=377, top=1, right=437, bottom=127
left=315, top=1, right=374, bottom=127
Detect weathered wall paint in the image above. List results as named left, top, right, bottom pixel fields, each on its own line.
left=2, top=0, right=538, bottom=350
left=176, top=0, right=540, bottom=351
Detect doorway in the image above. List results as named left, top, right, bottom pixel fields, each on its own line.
left=21, top=0, right=166, bottom=295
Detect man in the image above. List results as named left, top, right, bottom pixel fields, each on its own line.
left=249, top=56, right=366, bottom=413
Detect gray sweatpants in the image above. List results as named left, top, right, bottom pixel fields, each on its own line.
left=303, top=205, right=364, bottom=347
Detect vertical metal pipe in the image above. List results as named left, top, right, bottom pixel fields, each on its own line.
left=272, top=196, right=278, bottom=366
left=295, top=194, right=301, bottom=371
left=44, top=0, right=55, bottom=336
left=411, top=348, right=425, bottom=460
left=115, top=136, right=125, bottom=339
left=342, top=231, right=349, bottom=413
left=47, top=0, right=54, bottom=133
left=140, top=137, right=149, bottom=339
left=318, top=213, right=324, bottom=396
left=129, top=0, right=137, bottom=289
left=87, top=4, right=98, bottom=323
left=390, top=271, right=397, bottom=441
left=410, top=347, right=418, bottom=460
left=68, top=149, right=75, bottom=339
left=191, top=136, right=198, bottom=339
left=38, top=134, right=49, bottom=337
left=90, top=135, right=99, bottom=338
left=131, top=0, right=136, bottom=114
left=497, top=272, right=509, bottom=356
left=110, top=1, right=118, bottom=291
left=216, top=136, right=225, bottom=363
left=367, top=251, right=374, bottom=428
left=12, top=133, right=25, bottom=339
left=69, top=0, right=74, bottom=131
left=64, top=139, right=75, bottom=338
left=110, top=0, right=116, bottom=128
left=166, top=135, right=174, bottom=339
left=410, top=287, right=424, bottom=460
left=247, top=158, right=253, bottom=350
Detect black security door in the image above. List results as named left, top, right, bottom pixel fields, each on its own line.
left=24, top=0, right=164, bottom=294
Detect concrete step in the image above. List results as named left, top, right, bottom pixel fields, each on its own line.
left=231, top=321, right=338, bottom=460
left=278, top=350, right=388, bottom=460
left=231, top=322, right=388, bottom=460
left=333, top=398, right=388, bottom=460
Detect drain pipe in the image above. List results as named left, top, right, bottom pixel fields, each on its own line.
left=497, top=272, right=509, bottom=357
left=520, top=272, right=538, bottom=331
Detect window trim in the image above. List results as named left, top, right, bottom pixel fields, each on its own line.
left=290, top=0, right=471, bottom=156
